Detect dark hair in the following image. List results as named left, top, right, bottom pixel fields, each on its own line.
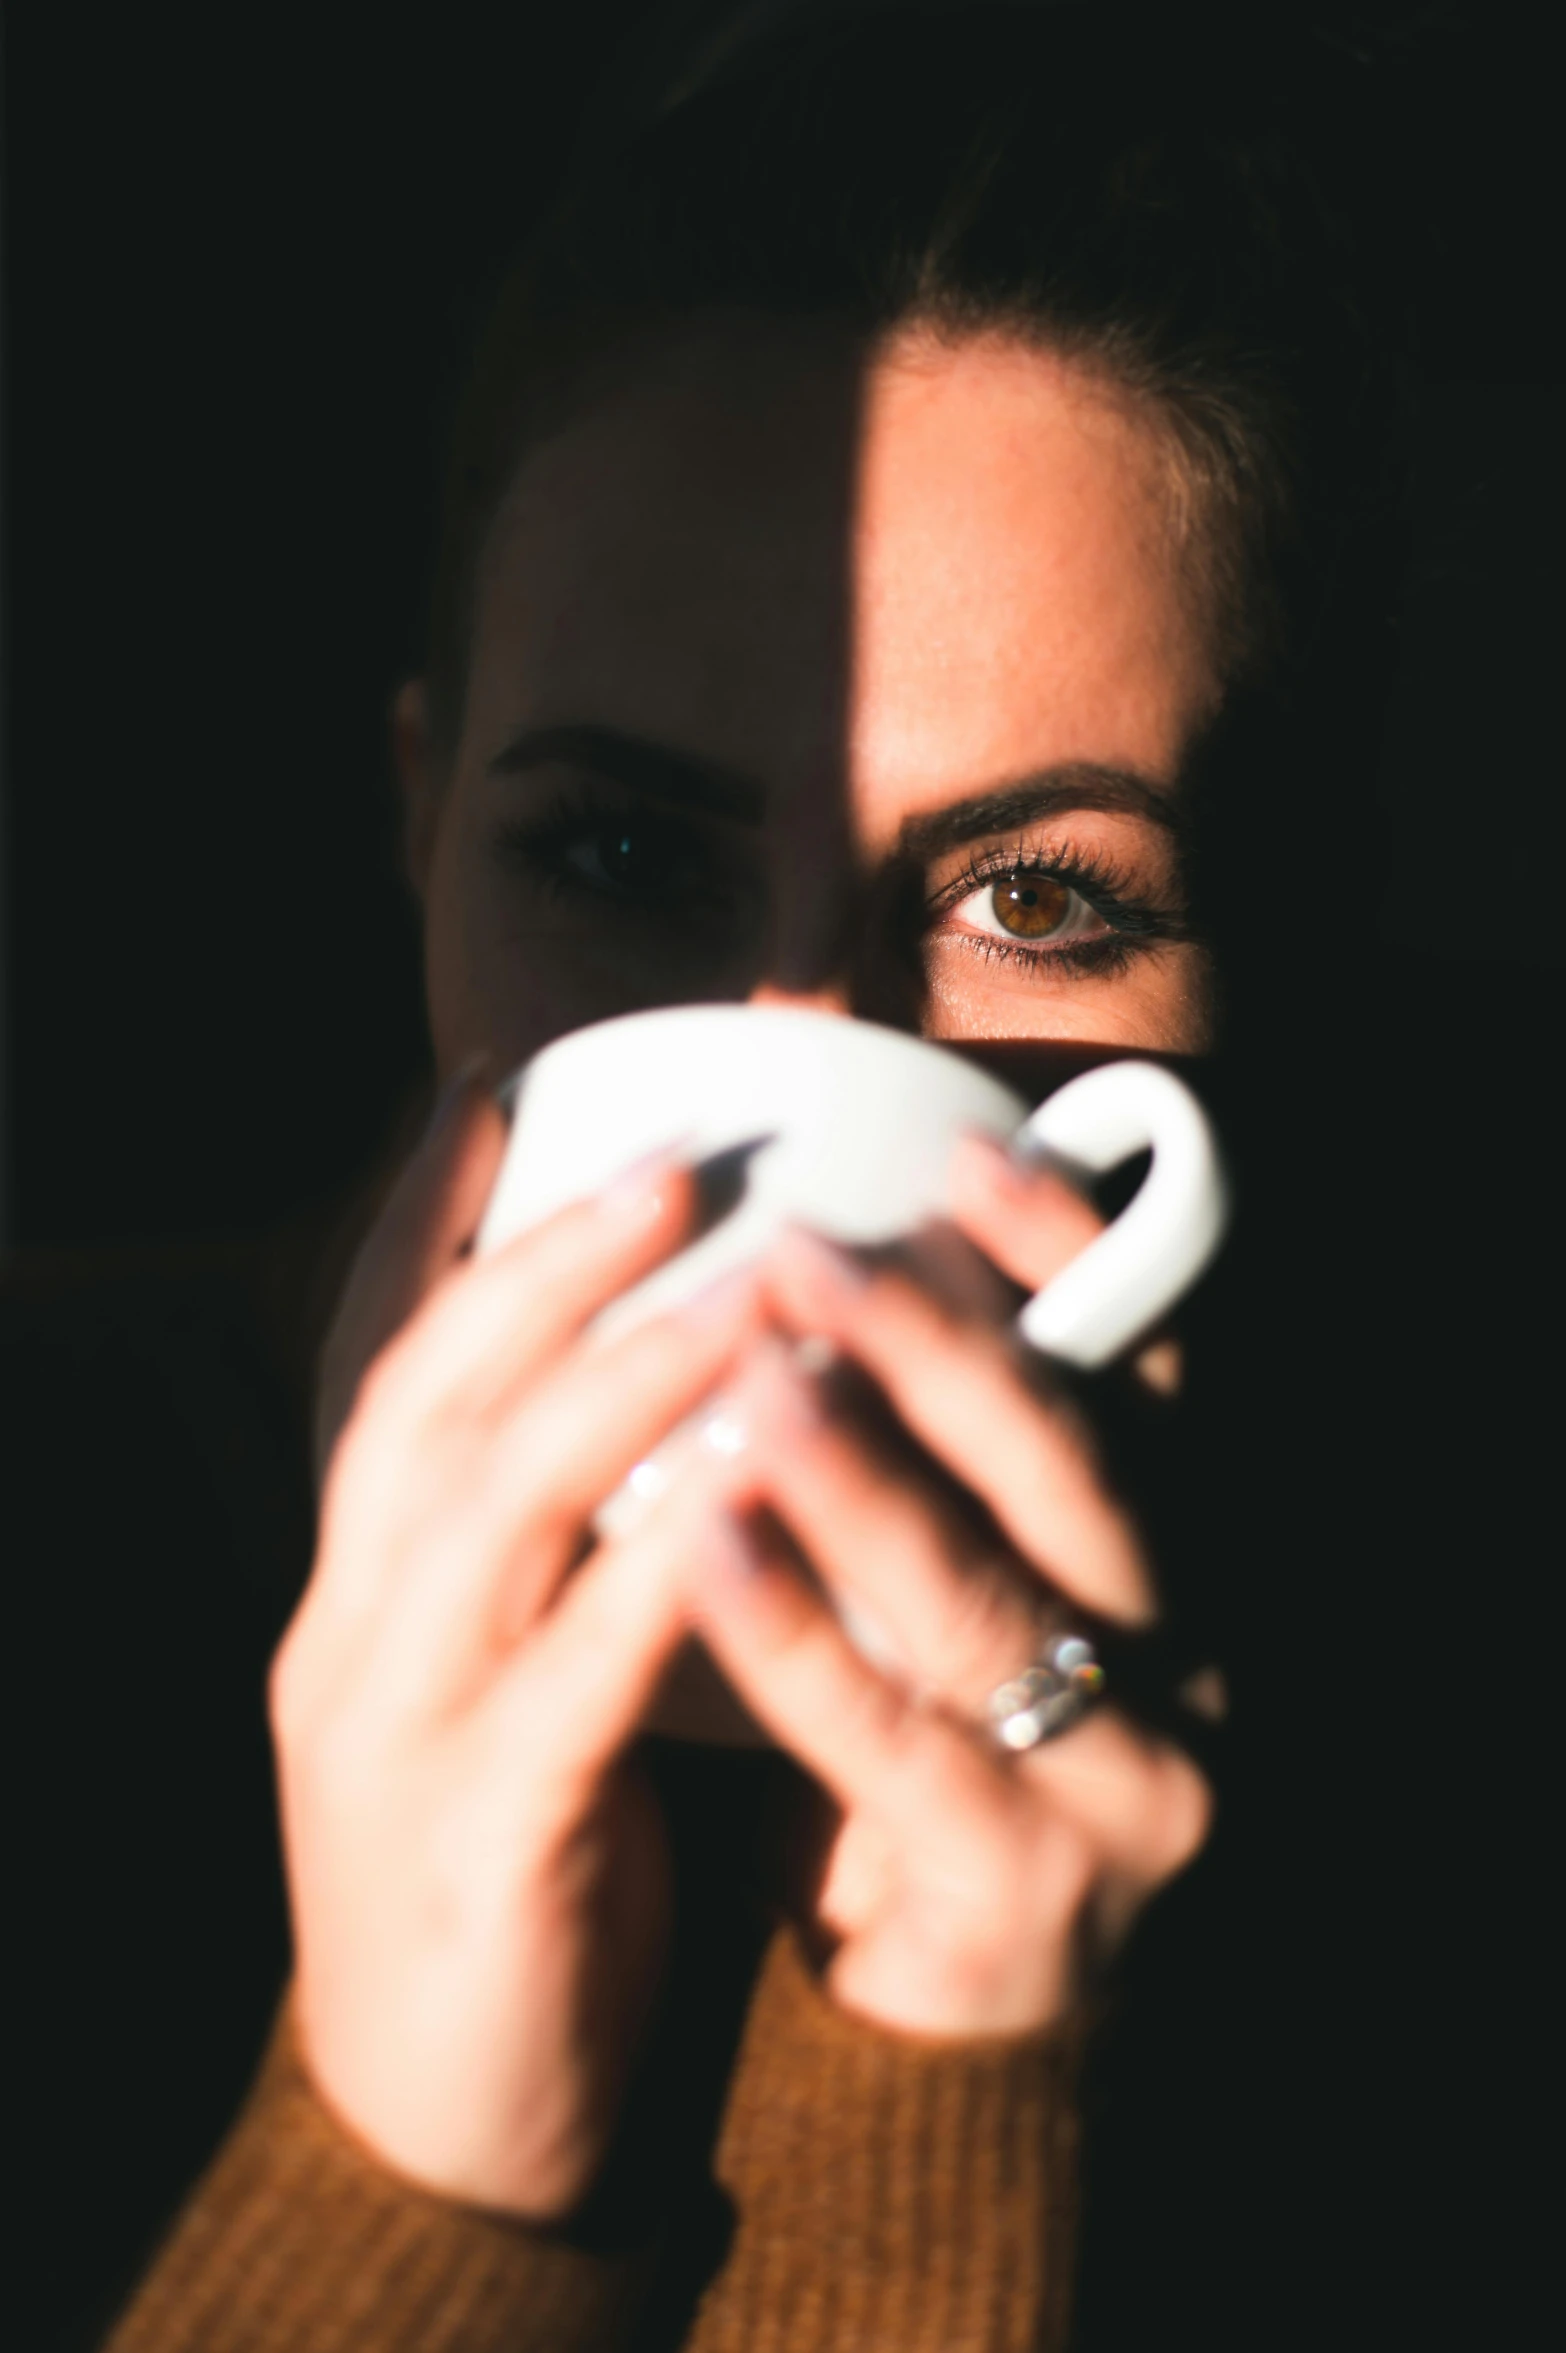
left=422, top=2, right=1409, bottom=776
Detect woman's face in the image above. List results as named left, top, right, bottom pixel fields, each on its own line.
left=402, top=321, right=1221, bottom=1090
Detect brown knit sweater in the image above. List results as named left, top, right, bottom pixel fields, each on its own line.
left=103, top=1923, right=1081, bottom=2353
left=8, top=1207, right=1082, bottom=2353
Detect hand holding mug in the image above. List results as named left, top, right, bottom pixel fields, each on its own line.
left=478, top=1007, right=1228, bottom=1543
left=682, top=1168, right=1215, bottom=2039
left=467, top=1005, right=1229, bottom=2041
left=272, top=1074, right=760, bottom=2217
left=274, top=1007, right=1229, bottom=2211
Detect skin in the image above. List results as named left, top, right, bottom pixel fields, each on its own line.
left=273, top=319, right=1221, bottom=2219
left=405, top=320, right=1216, bottom=1068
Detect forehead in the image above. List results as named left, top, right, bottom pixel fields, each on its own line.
left=467, top=318, right=1213, bottom=829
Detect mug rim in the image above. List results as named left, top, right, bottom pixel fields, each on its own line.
left=503, top=998, right=1030, bottom=1116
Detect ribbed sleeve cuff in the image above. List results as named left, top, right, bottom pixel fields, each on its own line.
left=685, top=1922, right=1083, bottom=2353
left=102, top=1995, right=655, bottom=2353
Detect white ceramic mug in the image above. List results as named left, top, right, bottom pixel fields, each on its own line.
left=476, top=1003, right=1228, bottom=1368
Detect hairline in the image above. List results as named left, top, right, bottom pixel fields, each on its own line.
left=436, top=302, right=1237, bottom=775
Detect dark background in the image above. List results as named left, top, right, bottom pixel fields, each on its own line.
left=1, top=0, right=1560, bottom=1254
left=2, top=8, right=1560, bottom=2350
left=3, top=0, right=658, bottom=1249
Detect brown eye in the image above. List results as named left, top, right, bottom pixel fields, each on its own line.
left=939, top=862, right=1113, bottom=963
left=992, top=870, right=1073, bottom=937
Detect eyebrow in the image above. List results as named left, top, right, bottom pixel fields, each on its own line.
left=487, top=724, right=1180, bottom=850
left=897, top=769, right=1184, bottom=860
left=487, top=724, right=767, bottom=824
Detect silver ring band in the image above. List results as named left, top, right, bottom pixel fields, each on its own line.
left=985, top=1629, right=1106, bottom=1752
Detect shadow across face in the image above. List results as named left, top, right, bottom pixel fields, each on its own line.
left=408, top=318, right=1224, bottom=1096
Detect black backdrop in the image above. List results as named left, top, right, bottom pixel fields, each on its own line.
left=2, top=0, right=1560, bottom=1252
left=4, top=9, right=1562, bottom=2351
left=3, top=0, right=659, bottom=1247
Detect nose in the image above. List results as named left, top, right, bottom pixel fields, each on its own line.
left=748, top=982, right=854, bottom=1019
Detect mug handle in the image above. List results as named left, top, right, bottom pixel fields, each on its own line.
left=1012, top=1061, right=1229, bottom=1368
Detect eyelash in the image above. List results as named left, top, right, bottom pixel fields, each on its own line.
left=495, top=789, right=1181, bottom=982
left=927, top=839, right=1184, bottom=979
left=493, top=787, right=745, bottom=923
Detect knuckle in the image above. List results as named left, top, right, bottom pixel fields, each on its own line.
left=266, top=1631, right=312, bottom=1748
left=268, top=1623, right=390, bottom=1799
left=1151, top=1752, right=1216, bottom=1879
left=268, top=1634, right=332, bottom=1758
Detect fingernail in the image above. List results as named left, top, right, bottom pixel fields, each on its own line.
left=954, top=1127, right=1094, bottom=1211
left=1009, top=1135, right=1094, bottom=1195
left=953, top=1129, right=1029, bottom=1194
left=598, top=1146, right=686, bottom=1227
left=774, top=1225, right=871, bottom=1300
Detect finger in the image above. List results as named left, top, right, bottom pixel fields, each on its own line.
left=714, top=1351, right=1209, bottom=1894
left=689, top=1489, right=1207, bottom=1886
left=484, top=1483, right=738, bottom=1808
left=362, top=1273, right=760, bottom=1717
left=687, top=1507, right=1009, bottom=1846
left=949, top=1132, right=1183, bottom=1398
left=310, top=1217, right=745, bottom=1655
left=342, top=1150, right=699, bottom=1445
left=758, top=1229, right=1157, bottom=1625
left=947, top=1130, right=1105, bottom=1291
left=1017, top=1707, right=1214, bottom=1894
left=694, top=1420, right=1208, bottom=1897
left=721, top=1342, right=1047, bottom=1714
